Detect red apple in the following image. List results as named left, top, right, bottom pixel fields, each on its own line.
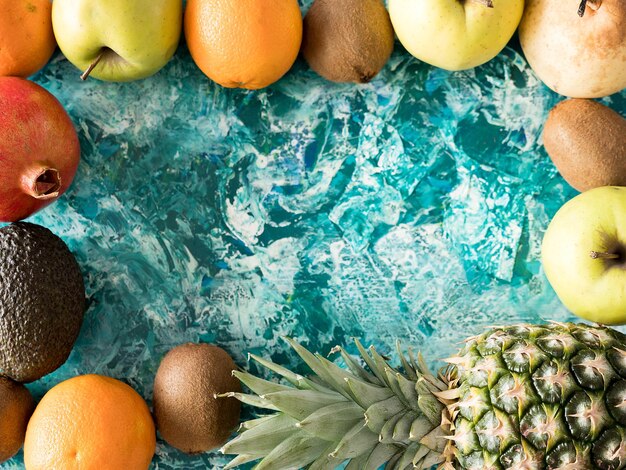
left=0, top=77, right=80, bottom=222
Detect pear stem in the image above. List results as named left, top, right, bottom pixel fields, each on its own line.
left=470, top=0, right=494, bottom=7
left=590, top=251, right=620, bottom=260
left=578, top=0, right=602, bottom=17
left=80, top=52, right=105, bottom=81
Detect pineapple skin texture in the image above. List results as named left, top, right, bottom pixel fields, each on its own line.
left=453, top=323, right=626, bottom=469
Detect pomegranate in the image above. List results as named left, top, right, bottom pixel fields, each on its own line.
left=0, top=77, right=80, bottom=222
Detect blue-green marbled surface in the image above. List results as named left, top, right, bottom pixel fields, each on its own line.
left=4, top=8, right=626, bottom=469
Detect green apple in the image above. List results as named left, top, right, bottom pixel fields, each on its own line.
left=542, top=186, right=626, bottom=325
left=52, top=0, right=183, bottom=82
left=388, top=0, right=524, bottom=71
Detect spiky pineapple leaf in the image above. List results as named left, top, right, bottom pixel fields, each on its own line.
left=234, top=370, right=293, bottom=396
left=395, top=372, right=419, bottom=410
left=365, top=396, right=406, bottom=433
left=330, top=423, right=380, bottom=461
left=416, top=379, right=446, bottom=425
left=313, top=352, right=363, bottom=401
left=396, top=341, right=418, bottom=381
left=384, top=367, right=411, bottom=408
left=223, top=454, right=259, bottom=470
left=369, top=346, right=396, bottom=388
left=345, top=375, right=394, bottom=409
left=262, top=389, right=347, bottom=421
left=420, top=449, right=445, bottom=468
left=249, top=353, right=323, bottom=391
left=239, top=414, right=278, bottom=431
left=307, top=442, right=344, bottom=470
left=340, top=346, right=382, bottom=385
left=223, top=337, right=453, bottom=470
left=385, top=453, right=402, bottom=470
left=285, top=338, right=353, bottom=397
left=344, top=451, right=369, bottom=470
left=410, top=442, right=431, bottom=466
left=219, top=392, right=279, bottom=411
left=298, top=401, right=364, bottom=441
left=397, top=442, right=422, bottom=469
left=221, top=413, right=298, bottom=456
left=363, top=443, right=402, bottom=470
left=379, top=412, right=405, bottom=444
left=254, top=433, right=329, bottom=470
left=392, top=411, right=417, bottom=442
left=409, top=415, right=434, bottom=442
left=355, top=339, right=388, bottom=384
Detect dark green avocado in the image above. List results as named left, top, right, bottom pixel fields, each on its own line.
left=0, top=222, right=85, bottom=383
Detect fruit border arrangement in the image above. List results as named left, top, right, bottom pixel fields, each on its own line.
left=1, top=0, right=626, bottom=469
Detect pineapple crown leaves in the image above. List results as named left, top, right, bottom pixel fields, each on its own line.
left=221, top=338, right=459, bottom=470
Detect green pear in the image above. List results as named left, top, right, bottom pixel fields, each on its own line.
left=542, top=186, right=626, bottom=325
left=520, top=0, right=626, bottom=98
left=388, top=0, right=524, bottom=71
left=52, top=0, right=183, bottom=82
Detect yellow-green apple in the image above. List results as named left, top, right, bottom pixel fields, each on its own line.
left=52, top=0, right=183, bottom=82
left=519, top=0, right=626, bottom=98
left=542, top=186, right=626, bottom=325
left=388, top=0, right=524, bottom=71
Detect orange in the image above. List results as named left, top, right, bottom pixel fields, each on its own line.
left=23, top=375, right=156, bottom=470
left=0, top=0, right=57, bottom=77
left=184, top=0, right=303, bottom=89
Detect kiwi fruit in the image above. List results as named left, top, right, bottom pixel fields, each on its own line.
left=0, top=222, right=86, bottom=383
left=302, top=0, right=395, bottom=83
left=153, top=343, right=241, bottom=454
left=543, top=99, right=626, bottom=192
left=0, top=377, right=35, bottom=463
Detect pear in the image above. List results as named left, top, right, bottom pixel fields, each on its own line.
left=543, top=99, right=626, bottom=192
left=519, top=0, right=626, bottom=98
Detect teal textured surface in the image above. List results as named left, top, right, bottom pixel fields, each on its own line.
left=4, top=14, right=626, bottom=470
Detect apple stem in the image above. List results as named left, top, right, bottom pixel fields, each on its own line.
left=80, top=52, right=105, bottom=81
left=470, top=0, right=494, bottom=7
left=578, top=0, right=602, bottom=17
left=590, top=251, right=620, bottom=260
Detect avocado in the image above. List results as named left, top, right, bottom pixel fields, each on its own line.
left=0, top=222, right=85, bottom=383
left=153, top=343, right=241, bottom=454
left=302, top=0, right=395, bottom=83
left=0, top=377, right=35, bottom=463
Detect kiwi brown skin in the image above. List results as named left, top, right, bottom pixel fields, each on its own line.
left=543, top=98, right=626, bottom=192
left=0, top=377, right=35, bottom=463
left=153, top=343, right=241, bottom=454
left=302, top=0, right=395, bottom=83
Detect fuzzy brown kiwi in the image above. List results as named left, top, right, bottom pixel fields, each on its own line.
left=0, top=377, right=35, bottom=463
left=302, top=0, right=395, bottom=83
left=153, top=343, right=241, bottom=454
left=543, top=98, right=626, bottom=192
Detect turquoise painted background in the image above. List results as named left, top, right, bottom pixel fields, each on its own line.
left=4, top=4, right=626, bottom=468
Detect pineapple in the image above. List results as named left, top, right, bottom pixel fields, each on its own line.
left=221, top=323, right=626, bottom=469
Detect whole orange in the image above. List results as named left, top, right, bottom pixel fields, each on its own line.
left=185, top=0, right=303, bottom=89
left=23, top=375, right=156, bottom=470
left=0, top=0, right=57, bottom=77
